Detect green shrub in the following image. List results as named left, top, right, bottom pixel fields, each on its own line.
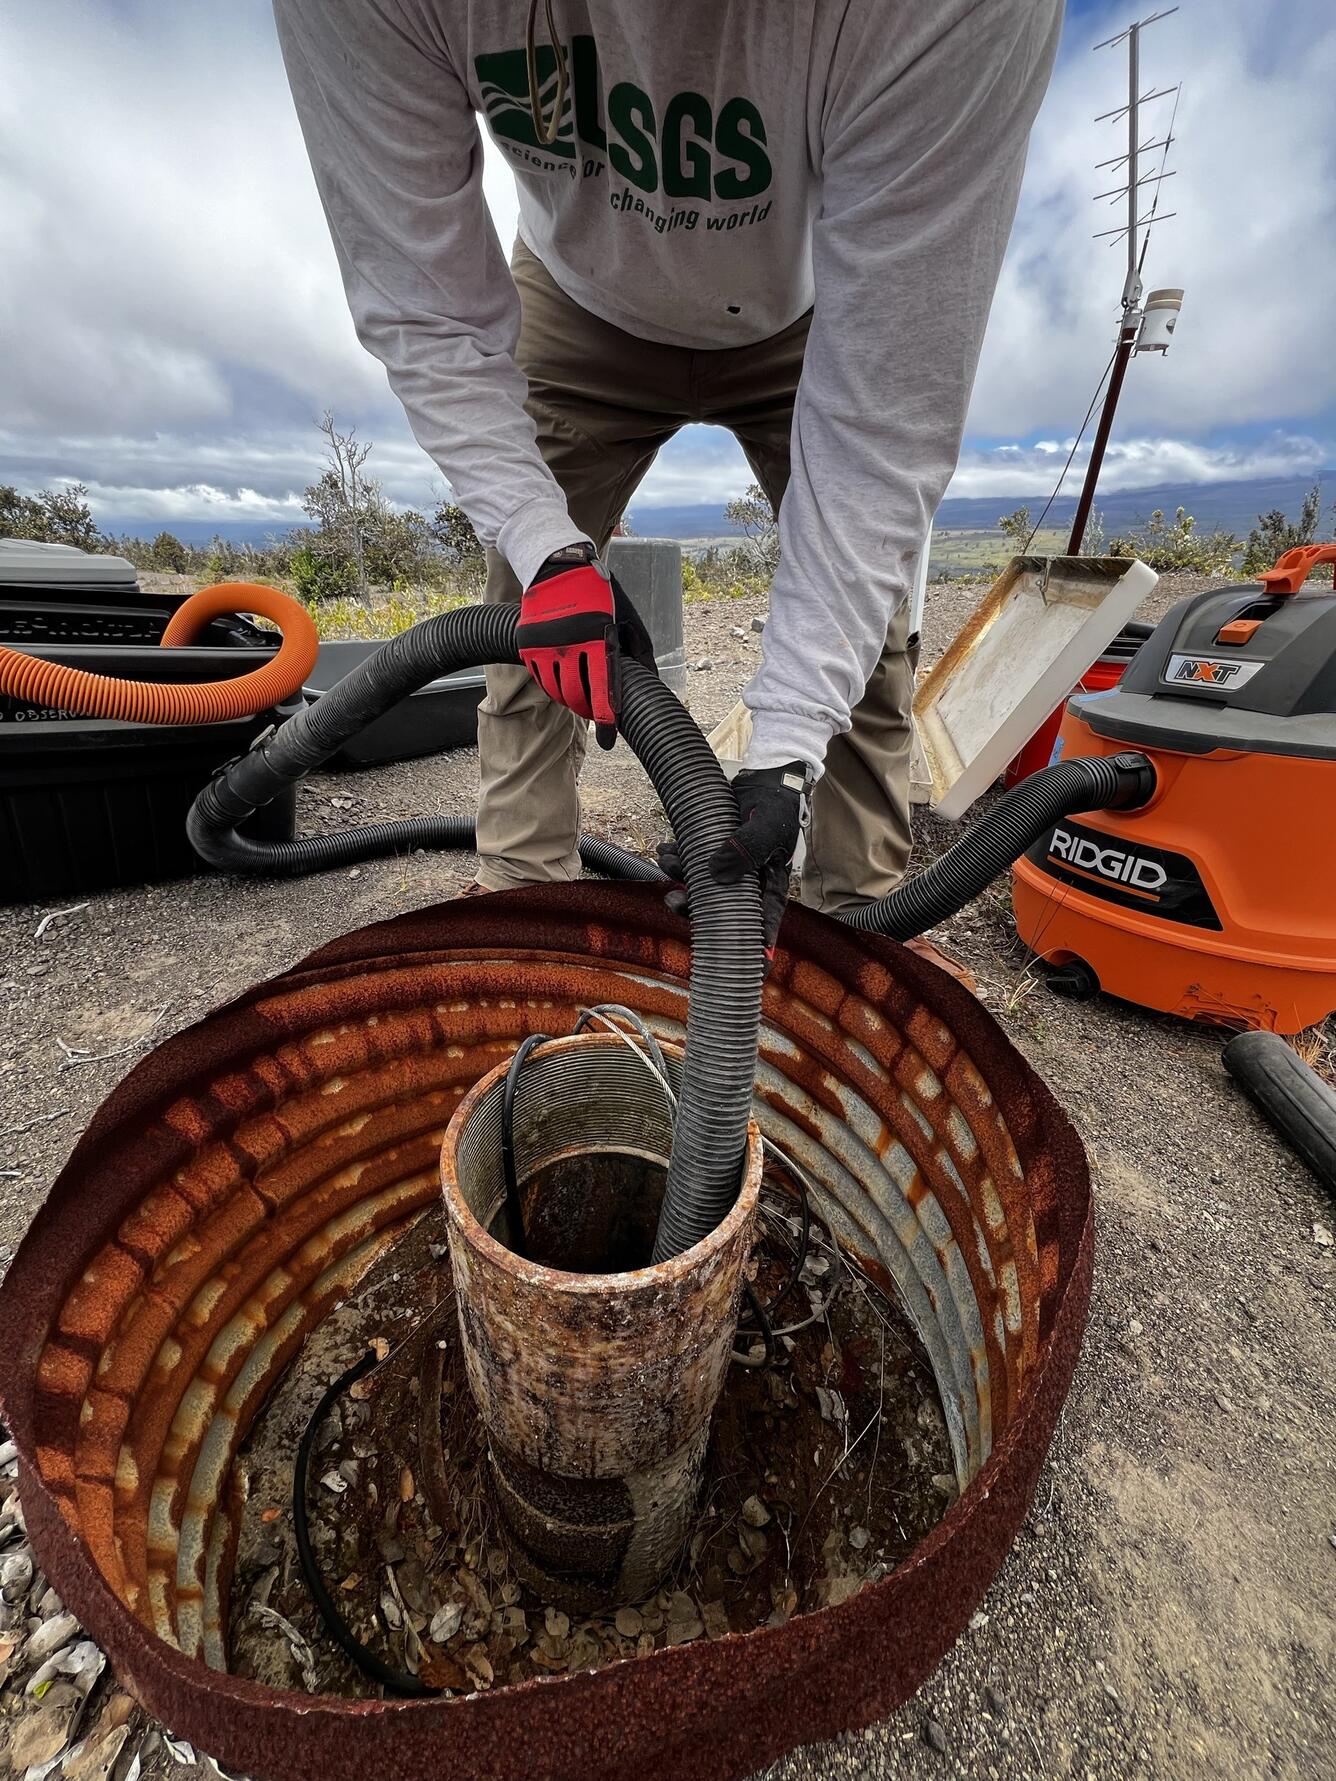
left=150, top=531, right=189, bottom=573
left=682, top=545, right=768, bottom=604
left=304, top=584, right=475, bottom=639
left=0, top=482, right=107, bottom=551
left=998, top=505, right=1032, bottom=552
left=1108, top=507, right=1239, bottom=574
left=289, top=543, right=358, bottom=603
left=431, top=500, right=486, bottom=597
left=1241, top=483, right=1331, bottom=576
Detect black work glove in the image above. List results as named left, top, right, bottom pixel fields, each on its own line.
left=657, top=762, right=813, bottom=963
left=517, top=543, right=658, bottom=750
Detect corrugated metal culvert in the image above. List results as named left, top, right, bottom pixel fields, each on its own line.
left=0, top=884, right=1092, bottom=1781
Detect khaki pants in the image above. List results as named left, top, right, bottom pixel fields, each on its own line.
left=477, top=240, right=918, bottom=912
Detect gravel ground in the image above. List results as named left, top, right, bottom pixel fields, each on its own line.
left=1, top=571, right=1333, bottom=1781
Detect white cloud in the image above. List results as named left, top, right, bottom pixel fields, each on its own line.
left=633, top=430, right=753, bottom=508
left=969, top=0, right=1336, bottom=436
left=55, top=427, right=1319, bottom=528
left=605, top=431, right=1334, bottom=510
left=67, top=482, right=308, bottom=528
left=0, top=1, right=387, bottom=435
left=0, top=424, right=450, bottom=518
left=0, top=422, right=753, bottom=523
left=945, top=431, right=1329, bottom=501
left=1, top=0, right=1333, bottom=528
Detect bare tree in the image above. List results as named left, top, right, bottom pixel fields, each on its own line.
left=311, top=410, right=374, bottom=601
left=725, top=483, right=780, bottom=579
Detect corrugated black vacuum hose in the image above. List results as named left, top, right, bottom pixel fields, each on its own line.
left=840, top=752, right=1156, bottom=941
left=188, top=603, right=1152, bottom=1258
left=188, top=603, right=762, bottom=1265
left=187, top=607, right=662, bottom=881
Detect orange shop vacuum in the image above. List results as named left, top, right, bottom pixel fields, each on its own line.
left=1012, top=543, right=1336, bottom=1035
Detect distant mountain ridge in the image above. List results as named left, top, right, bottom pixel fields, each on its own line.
left=90, top=471, right=1334, bottom=551
left=626, top=473, right=1336, bottom=544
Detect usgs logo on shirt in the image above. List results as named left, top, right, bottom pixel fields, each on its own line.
left=476, top=37, right=772, bottom=200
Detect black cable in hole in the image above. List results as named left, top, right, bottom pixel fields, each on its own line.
left=501, top=1033, right=550, bottom=1256
left=292, top=1349, right=439, bottom=1697
left=731, top=1281, right=776, bottom=1368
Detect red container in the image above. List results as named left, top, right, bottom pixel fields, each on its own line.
left=1003, top=653, right=1130, bottom=788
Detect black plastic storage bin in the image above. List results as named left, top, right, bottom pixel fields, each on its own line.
left=0, top=538, right=277, bottom=651
left=0, top=597, right=275, bottom=652
left=303, top=639, right=485, bottom=766
left=0, top=646, right=299, bottom=903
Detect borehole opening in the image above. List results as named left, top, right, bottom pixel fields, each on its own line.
left=444, top=1035, right=760, bottom=1607
left=495, top=1154, right=666, bottom=1282
left=451, top=1034, right=684, bottom=1274
left=488, top=1152, right=667, bottom=1274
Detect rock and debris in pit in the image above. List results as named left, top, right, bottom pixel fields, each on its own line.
left=228, top=1194, right=955, bottom=1699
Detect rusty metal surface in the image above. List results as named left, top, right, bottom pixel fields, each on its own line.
left=442, top=1034, right=761, bottom=1604
left=0, top=884, right=1092, bottom=1781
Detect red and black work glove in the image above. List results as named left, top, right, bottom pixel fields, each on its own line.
left=517, top=542, right=657, bottom=750
left=657, top=762, right=813, bottom=964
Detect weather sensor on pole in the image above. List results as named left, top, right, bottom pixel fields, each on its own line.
left=1068, top=8, right=1184, bottom=553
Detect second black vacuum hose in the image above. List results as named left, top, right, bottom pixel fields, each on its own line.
left=842, top=752, right=1156, bottom=942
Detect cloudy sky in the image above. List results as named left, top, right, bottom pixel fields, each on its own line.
left=2, top=0, right=1334, bottom=533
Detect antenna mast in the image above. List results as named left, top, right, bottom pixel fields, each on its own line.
left=1067, top=8, right=1182, bottom=555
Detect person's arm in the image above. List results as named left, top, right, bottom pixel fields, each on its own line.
left=271, top=0, right=588, bottom=586
left=744, top=0, right=1063, bottom=774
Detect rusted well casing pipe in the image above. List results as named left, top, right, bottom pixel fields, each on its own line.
left=440, top=1034, right=761, bottom=1608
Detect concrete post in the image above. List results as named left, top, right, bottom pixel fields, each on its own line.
left=606, top=538, right=687, bottom=696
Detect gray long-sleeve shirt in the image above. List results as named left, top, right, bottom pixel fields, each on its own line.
left=274, top=0, right=1061, bottom=772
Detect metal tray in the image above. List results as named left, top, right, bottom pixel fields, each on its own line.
left=913, top=554, right=1157, bottom=821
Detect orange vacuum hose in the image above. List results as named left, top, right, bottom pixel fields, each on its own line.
left=0, top=582, right=319, bottom=725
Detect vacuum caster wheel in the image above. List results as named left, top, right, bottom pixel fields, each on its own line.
left=1046, top=959, right=1101, bottom=1001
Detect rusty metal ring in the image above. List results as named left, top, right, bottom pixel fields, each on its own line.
left=0, top=884, right=1092, bottom=1781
